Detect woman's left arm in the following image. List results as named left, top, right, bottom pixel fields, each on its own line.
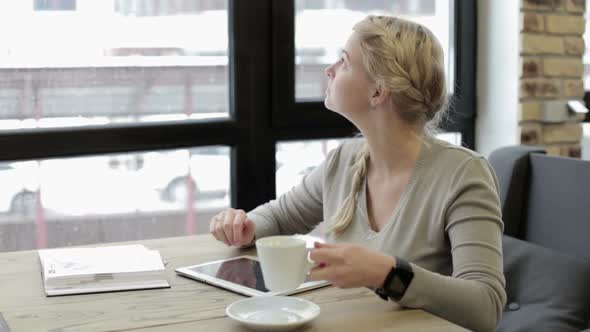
left=310, top=157, right=507, bottom=332
left=397, top=157, right=507, bottom=332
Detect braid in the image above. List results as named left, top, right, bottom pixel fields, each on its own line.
left=353, top=15, right=447, bottom=127
left=326, top=143, right=370, bottom=236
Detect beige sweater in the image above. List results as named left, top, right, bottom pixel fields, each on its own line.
left=248, top=136, right=507, bottom=332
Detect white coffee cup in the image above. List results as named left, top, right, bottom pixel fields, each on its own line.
left=256, top=235, right=315, bottom=292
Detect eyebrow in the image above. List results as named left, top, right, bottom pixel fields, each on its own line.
left=341, top=50, right=350, bottom=62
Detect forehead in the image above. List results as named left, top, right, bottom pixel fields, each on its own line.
left=344, top=32, right=361, bottom=63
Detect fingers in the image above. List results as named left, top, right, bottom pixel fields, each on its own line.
left=314, top=242, right=339, bottom=249
left=215, top=219, right=230, bottom=246
left=209, top=212, right=223, bottom=242
left=310, top=264, right=354, bottom=288
left=209, top=209, right=255, bottom=247
left=309, top=264, right=335, bottom=282
left=242, top=218, right=256, bottom=246
left=222, top=209, right=235, bottom=245
left=232, top=210, right=245, bottom=245
left=210, top=209, right=232, bottom=246
left=309, top=247, right=343, bottom=265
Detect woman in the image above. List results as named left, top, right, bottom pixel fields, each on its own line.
left=209, top=15, right=506, bottom=332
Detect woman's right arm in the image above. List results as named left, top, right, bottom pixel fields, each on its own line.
left=209, top=144, right=342, bottom=246
left=247, top=156, right=328, bottom=240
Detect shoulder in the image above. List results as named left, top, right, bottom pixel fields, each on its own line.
left=428, top=136, right=483, bottom=162
left=425, top=136, right=498, bottom=187
left=428, top=136, right=491, bottom=170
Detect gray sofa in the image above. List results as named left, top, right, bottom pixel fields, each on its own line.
left=489, top=146, right=590, bottom=332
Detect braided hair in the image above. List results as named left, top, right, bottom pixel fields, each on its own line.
left=326, top=15, right=447, bottom=236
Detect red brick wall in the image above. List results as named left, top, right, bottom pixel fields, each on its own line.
left=519, top=0, right=586, bottom=158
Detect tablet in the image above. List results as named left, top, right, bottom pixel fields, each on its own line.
left=175, top=255, right=330, bottom=297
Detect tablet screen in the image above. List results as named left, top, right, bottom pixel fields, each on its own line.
left=188, top=257, right=269, bottom=292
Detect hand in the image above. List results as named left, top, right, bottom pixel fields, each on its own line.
left=209, top=208, right=256, bottom=247
left=309, top=242, right=396, bottom=289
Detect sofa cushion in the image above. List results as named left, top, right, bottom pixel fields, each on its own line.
left=525, top=154, right=590, bottom=262
left=498, top=236, right=590, bottom=332
left=488, top=145, right=544, bottom=238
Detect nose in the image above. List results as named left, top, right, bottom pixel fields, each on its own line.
left=324, top=64, right=334, bottom=78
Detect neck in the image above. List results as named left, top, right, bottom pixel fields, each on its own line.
left=357, top=113, right=424, bottom=177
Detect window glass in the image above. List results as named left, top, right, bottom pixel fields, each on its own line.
left=34, top=0, right=76, bottom=11
left=0, top=0, right=229, bottom=130
left=437, top=132, right=462, bottom=146
left=295, top=0, right=453, bottom=100
left=276, top=139, right=343, bottom=196
left=0, top=146, right=230, bottom=252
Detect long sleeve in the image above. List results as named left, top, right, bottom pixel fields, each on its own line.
left=245, top=137, right=508, bottom=331
left=247, top=146, right=340, bottom=239
left=397, top=157, right=507, bottom=332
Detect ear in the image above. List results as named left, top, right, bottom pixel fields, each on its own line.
left=369, top=84, right=391, bottom=108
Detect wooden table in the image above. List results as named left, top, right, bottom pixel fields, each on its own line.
left=0, top=235, right=469, bottom=332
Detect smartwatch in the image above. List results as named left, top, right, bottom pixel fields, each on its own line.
left=374, top=257, right=414, bottom=301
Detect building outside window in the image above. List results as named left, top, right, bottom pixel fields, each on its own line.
left=0, top=0, right=471, bottom=252
left=34, top=0, right=76, bottom=11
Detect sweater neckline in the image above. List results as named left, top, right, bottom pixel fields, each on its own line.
left=357, top=136, right=431, bottom=238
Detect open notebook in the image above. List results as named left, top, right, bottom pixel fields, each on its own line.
left=38, top=244, right=169, bottom=296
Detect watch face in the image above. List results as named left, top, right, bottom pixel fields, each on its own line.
left=389, top=275, right=407, bottom=293
left=378, top=260, right=414, bottom=301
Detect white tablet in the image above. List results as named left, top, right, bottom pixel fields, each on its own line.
left=175, top=255, right=330, bottom=297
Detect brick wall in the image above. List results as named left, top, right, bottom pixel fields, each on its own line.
left=520, top=0, right=586, bottom=158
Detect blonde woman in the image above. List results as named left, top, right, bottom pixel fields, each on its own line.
left=210, top=15, right=506, bottom=332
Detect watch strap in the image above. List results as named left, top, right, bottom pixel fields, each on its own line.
left=375, top=256, right=414, bottom=301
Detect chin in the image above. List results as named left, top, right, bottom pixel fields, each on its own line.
left=324, top=98, right=335, bottom=111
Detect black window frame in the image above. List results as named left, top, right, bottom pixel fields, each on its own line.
left=272, top=0, right=476, bottom=147
left=0, top=0, right=476, bottom=213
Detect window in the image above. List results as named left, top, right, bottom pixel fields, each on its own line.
left=276, top=139, right=343, bottom=196
left=0, top=146, right=229, bottom=252
left=34, top=0, right=76, bottom=11
left=0, top=0, right=232, bottom=252
left=274, top=0, right=474, bottom=147
left=295, top=0, right=452, bottom=100
left=0, top=1, right=475, bottom=252
left=114, top=0, right=225, bottom=16
left=0, top=0, right=229, bottom=130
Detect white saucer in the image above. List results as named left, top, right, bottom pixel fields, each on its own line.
left=226, top=296, right=320, bottom=331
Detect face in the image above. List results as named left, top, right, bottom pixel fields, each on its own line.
left=324, top=33, right=374, bottom=118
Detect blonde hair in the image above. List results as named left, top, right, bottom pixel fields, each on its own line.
left=326, top=15, right=448, bottom=236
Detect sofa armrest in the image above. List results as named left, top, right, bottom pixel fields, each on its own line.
left=488, top=146, right=545, bottom=237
